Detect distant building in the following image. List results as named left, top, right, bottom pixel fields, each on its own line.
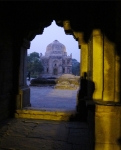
left=40, top=40, right=72, bottom=77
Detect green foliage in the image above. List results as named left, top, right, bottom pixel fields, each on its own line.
left=27, top=52, right=44, bottom=78
left=72, top=59, right=80, bottom=76
left=29, top=52, right=40, bottom=59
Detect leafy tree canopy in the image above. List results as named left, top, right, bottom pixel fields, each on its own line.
left=27, top=52, right=44, bottom=78
left=30, top=52, right=39, bottom=58
left=72, top=59, right=80, bottom=76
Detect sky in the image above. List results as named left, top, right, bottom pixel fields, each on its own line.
left=28, top=20, right=80, bottom=62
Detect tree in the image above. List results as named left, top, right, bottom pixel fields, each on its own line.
left=29, top=52, right=40, bottom=60
left=27, top=52, right=44, bottom=78
left=72, top=59, right=80, bottom=76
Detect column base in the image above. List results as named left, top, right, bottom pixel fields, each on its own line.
left=95, top=104, right=121, bottom=150
left=16, top=86, right=31, bottom=109
left=86, top=100, right=121, bottom=150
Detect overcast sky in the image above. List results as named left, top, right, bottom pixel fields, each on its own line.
left=28, top=20, right=80, bottom=62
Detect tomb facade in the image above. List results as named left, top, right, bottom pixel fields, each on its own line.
left=40, top=40, right=72, bottom=77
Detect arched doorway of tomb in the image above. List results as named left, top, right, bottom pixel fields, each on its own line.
left=53, top=60, right=58, bottom=75
left=53, top=68, right=58, bottom=75
left=63, top=68, right=65, bottom=73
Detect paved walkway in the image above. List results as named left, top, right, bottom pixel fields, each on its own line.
left=0, top=118, right=90, bottom=150
left=29, top=84, right=78, bottom=111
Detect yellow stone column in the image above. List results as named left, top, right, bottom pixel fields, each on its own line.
left=95, top=105, right=121, bottom=150
left=91, top=30, right=103, bottom=100
left=103, top=37, right=115, bottom=101
left=114, top=55, right=120, bottom=102
left=94, top=35, right=121, bottom=150
left=80, top=44, right=88, bottom=76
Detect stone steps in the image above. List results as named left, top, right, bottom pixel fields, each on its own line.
left=15, top=109, right=76, bottom=121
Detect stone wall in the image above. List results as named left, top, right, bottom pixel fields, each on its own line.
left=0, top=34, right=14, bottom=119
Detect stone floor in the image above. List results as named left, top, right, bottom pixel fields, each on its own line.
left=0, top=81, right=91, bottom=150
left=0, top=118, right=90, bottom=150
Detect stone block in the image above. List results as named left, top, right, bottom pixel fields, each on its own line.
left=95, top=144, right=120, bottom=150
left=19, top=86, right=30, bottom=108
left=95, top=105, right=121, bottom=149
left=15, top=109, right=75, bottom=121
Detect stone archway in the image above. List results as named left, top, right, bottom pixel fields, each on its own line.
left=18, top=19, right=81, bottom=109
left=19, top=18, right=120, bottom=111
left=18, top=19, right=89, bottom=111
left=0, top=3, right=121, bottom=150
left=9, top=2, right=120, bottom=147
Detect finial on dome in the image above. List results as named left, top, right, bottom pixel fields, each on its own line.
left=54, top=40, right=58, bottom=42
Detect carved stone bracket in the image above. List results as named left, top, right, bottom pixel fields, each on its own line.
left=63, top=20, right=72, bottom=35
left=73, top=32, right=85, bottom=45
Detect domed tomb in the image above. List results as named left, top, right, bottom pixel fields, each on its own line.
left=40, top=40, right=72, bottom=77
left=45, top=40, right=67, bottom=56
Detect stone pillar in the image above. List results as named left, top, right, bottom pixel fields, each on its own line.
left=92, top=32, right=121, bottom=150
left=80, top=44, right=88, bottom=77
left=95, top=104, right=121, bottom=150
left=19, top=47, right=27, bottom=87
left=114, top=1, right=121, bottom=103
left=102, top=37, right=115, bottom=101
left=16, top=39, right=31, bottom=109
left=114, top=55, right=121, bottom=102
left=94, top=4, right=121, bottom=149
left=89, top=30, right=119, bottom=102
left=92, top=30, right=103, bottom=100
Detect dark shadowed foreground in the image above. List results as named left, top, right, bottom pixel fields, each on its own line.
left=0, top=118, right=90, bottom=150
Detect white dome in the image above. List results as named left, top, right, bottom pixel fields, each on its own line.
left=45, top=40, right=66, bottom=56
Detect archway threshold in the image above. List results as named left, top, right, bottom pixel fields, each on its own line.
left=14, top=107, right=76, bottom=121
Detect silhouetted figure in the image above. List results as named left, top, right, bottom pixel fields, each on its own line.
left=27, top=72, right=30, bottom=81
left=78, top=73, right=88, bottom=99
left=76, top=72, right=95, bottom=122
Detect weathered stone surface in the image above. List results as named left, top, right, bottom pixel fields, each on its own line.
left=6, top=121, right=36, bottom=137
left=1, top=137, right=72, bottom=150
left=0, top=118, right=89, bottom=150
left=95, top=105, right=121, bottom=147
left=28, top=123, right=69, bottom=141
